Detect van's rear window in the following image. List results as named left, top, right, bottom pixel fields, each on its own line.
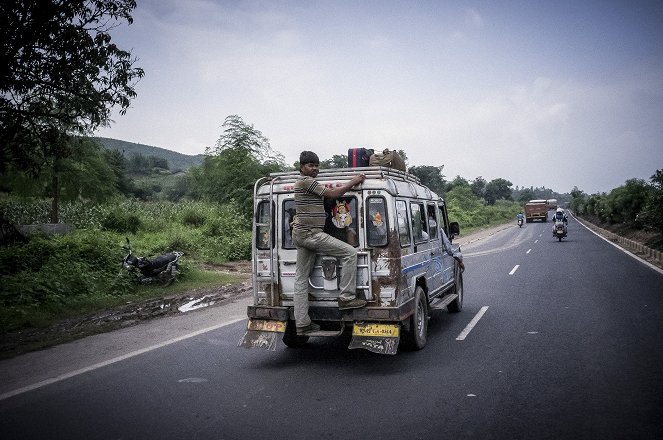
left=282, top=197, right=360, bottom=248
left=367, top=197, right=388, bottom=247
left=256, top=200, right=273, bottom=249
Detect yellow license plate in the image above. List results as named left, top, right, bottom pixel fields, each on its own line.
left=352, top=323, right=400, bottom=337
left=247, top=319, right=286, bottom=333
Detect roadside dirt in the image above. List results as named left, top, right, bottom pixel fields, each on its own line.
left=0, top=261, right=253, bottom=360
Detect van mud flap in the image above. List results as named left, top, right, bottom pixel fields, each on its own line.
left=237, top=319, right=286, bottom=351
left=348, top=322, right=400, bottom=355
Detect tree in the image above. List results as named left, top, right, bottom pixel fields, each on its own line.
left=605, top=178, right=649, bottom=224
left=0, top=137, right=120, bottom=202
left=470, top=176, right=486, bottom=199
left=518, top=188, right=535, bottom=204
left=640, top=170, right=663, bottom=233
left=0, top=0, right=143, bottom=220
left=446, top=175, right=470, bottom=192
left=320, top=154, right=348, bottom=169
left=484, top=178, right=513, bottom=205
left=196, top=115, right=286, bottom=220
left=408, top=165, right=446, bottom=195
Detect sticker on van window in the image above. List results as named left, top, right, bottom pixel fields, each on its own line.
left=331, top=200, right=353, bottom=228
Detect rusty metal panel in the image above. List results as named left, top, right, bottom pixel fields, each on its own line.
left=348, top=322, right=400, bottom=354
left=237, top=330, right=280, bottom=351
left=349, top=335, right=399, bottom=355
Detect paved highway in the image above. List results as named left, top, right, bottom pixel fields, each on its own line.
left=1, top=215, right=662, bottom=439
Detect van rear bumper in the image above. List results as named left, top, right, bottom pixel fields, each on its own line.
left=247, top=302, right=413, bottom=323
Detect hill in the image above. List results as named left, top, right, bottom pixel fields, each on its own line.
left=94, top=137, right=204, bottom=171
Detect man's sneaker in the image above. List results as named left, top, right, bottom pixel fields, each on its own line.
left=338, top=298, right=367, bottom=310
left=296, top=322, right=321, bottom=335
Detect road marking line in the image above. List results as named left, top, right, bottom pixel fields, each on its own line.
left=534, top=239, right=538, bottom=243
left=456, top=306, right=489, bottom=341
left=526, top=249, right=532, bottom=254
left=572, top=212, right=663, bottom=276
left=0, top=317, right=246, bottom=402
left=509, top=265, right=520, bottom=275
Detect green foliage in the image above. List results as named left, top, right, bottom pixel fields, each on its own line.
left=445, top=185, right=521, bottom=230
left=484, top=178, right=513, bottom=205
left=95, top=137, right=204, bottom=172
left=0, top=138, right=121, bottom=202
left=0, top=1, right=144, bottom=176
left=101, top=209, right=142, bottom=234
left=571, top=172, right=662, bottom=233
left=0, top=231, right=125, bottom=308
left=470, top=177, right=487, bottom=199
left=409, top=166, right=446, bottom=195
left=192, top=115, right=288, bottom=220
left=320, top=154, right=349, bottom=169
left=639, top=170, right=663, bottom=233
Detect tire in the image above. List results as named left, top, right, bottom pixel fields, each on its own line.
left=282, top=321, right=309, bottom=348
left=402, top=287, right=428, bottom=350
left=447, top=270, right=463, bottom=313
left=558, top=236, right=562, bottom=242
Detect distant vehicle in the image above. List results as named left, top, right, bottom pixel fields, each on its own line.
left=238, top=166, right=464, bottom=355
left=546, top=199, right=558, bottom=210
left=524, top=200, right=548, bottom=223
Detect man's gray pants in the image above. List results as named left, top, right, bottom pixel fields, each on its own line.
left=292, top=230, right=358, bottom=328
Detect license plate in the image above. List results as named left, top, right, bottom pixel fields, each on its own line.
left=246, top=319, right=286, bottom=333
left=352, top=323, right=400, bottom=337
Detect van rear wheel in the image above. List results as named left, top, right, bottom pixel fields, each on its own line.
left=402, top=287, right=428, bottom=350
left=282, top=321, right=309, bottom=348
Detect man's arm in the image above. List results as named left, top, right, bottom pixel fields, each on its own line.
left=324, top=174, right=365, bottom=199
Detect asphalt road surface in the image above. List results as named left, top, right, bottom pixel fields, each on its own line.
left=1, top=215, right=662, bottom=440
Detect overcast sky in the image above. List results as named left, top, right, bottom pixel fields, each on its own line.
left=95, top=0, right=663, bottom=194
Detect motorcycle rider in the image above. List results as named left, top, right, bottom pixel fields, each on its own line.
left=516, top=211, right=524, bottom=224
left=552, top=208, right=568, bottom=233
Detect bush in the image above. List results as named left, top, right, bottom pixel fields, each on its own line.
left=101, top=209, right=142, bottom=234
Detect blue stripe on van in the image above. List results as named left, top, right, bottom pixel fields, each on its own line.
left=401, top=258, right=442, bottom=274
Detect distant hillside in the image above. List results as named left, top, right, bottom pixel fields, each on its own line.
left=94, top=137, right=204, bottom=171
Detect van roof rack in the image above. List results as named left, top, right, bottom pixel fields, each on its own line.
left=267, top=166, right=422, bottom=185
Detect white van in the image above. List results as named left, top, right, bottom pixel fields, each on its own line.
left=238, top=166, right=464, bottom=354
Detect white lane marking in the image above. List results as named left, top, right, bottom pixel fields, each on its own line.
left=509, top=265, right=520, bottom=275
left=0, top=317, right=246, bottom=402
left=456, top=306, right=489, bottom=341
left=526, top=249, right=532, bottom=254
left=534, top=239, right=539, bottom=243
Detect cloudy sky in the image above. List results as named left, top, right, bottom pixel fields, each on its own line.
left=95, top=0, right=663, bottom=194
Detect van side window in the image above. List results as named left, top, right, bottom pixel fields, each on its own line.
left=324, top=196, right=359, bottom=247
left=438, top=203, right=450, bottom=236
left=282, top=199, right=296, bottom=249
left=256, top=200, right=273, bottom=249
left=427, top=203, right=438, bottom=240
left=367, top=197, right=388, bottom=247
left=396, top=200, right=411, bottom=246
left=410, top=202, right=429, bottom=243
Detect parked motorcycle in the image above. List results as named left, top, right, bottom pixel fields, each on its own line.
left=553, top=221, right=567, bottom=242
left=122, top=238, right=184, bottom=285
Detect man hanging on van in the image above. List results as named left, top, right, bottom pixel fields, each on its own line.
left=292, top=151, right=367, bottom=335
